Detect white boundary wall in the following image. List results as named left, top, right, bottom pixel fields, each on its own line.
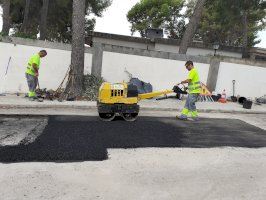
left=0, top=40, right=265, bottom=99
left=0, top=42, right=92, bottom=93
left=216, top=62, right=266, bottom=98
left=102, top=51, right=210, bottom=91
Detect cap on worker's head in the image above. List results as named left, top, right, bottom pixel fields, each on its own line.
left=185, top=60, right=193, bottom=67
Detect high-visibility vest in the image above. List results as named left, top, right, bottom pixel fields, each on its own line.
left=26, top=54, right=40, bottom=76
left=188, top=68, right=201, bottom=94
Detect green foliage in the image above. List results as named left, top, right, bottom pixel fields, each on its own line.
left=46, top=0, right=111, bottom=42
left=12, top=31, right=37, bottom=39
left=5, top=0, right=112, bottom=42
left=127, top=0, right=265, bottom=47
left=127, top=0, right=185, bottom=38
left=0, top=32, right=3, bottom=41
left=194, top=0, right=266, bottom=47
left=83, top=74, right=105, bottom=101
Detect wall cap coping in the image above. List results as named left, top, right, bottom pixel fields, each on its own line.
left=0, top=36, right=93, bottom=53
left=1, top=36, right=265, bottom=68
left=88, top=31, right=251, bottom=53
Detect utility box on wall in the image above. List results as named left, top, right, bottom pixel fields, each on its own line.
left=145, top=28, right=164, bottom=40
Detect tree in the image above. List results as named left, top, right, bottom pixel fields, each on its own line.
left=179, top=0, right=206, bottom=54
left=64, top=0, right=86, bottom=98
left=4, top=0, right=111, bottom=42
left=196, top=0, right=265, bottom=52
left=1, top=0, right=11, bottom=35
left=20, top=0, right=31, bottom=33
left=127, top=0, right=185, bottom=38
left=127, top=0, right=265, bottom=48
left=232, top=0, right=266, bottom=57
left=40, top=0, right=49, bottom=40
left=63, top=0, right=111, bottom=98
left=44, top=0, right=111, bottom=42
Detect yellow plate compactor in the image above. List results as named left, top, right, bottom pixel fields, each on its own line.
left=97, top=82, right=180, bottom=121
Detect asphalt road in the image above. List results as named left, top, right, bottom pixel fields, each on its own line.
left=0, top=116, right=265, bottom=163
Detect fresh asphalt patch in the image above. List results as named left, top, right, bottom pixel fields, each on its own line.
left=0, top=116, right=265, bottom=163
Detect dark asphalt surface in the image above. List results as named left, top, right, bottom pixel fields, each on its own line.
left=0, top=116, right=266, bottom=163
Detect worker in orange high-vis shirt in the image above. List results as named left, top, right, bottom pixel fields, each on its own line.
left=25, top=50, right=47, bottom=101
left=177, top=60, right=201, bottom=121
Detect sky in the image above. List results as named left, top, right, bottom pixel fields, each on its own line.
left=0, top=0, right=265, bottom=48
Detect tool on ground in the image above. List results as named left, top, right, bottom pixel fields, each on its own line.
left=56, top=66, right=70, bottom=97
left=238, top=96, right=253, bottom=109
left=97, top=82, right=181, bottom=121
left=125, top=68, right=153, bottom=94
left=37, top=78, right=40, bottom=90
left=231, top=80, right=237, bottom=102
left=33, top=66, right=70, bottom=101
left=34, top=79, right=44, bottom=102
left=198, top=83, right=214, bottom=102
left=238, top=97, right=247, bottom=104
left=0, top=57, right=12, bottom=96
left=156, top=84, right=187, bottom=100
left=255, top=95, right=266, bottom=104
left=5, top=57, right=12, bottom=75
left=243, top=99, right=253, bottom=109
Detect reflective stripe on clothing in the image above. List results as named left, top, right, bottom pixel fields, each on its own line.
left=26, top=66, right=35, bottom=76
left=188, top=81, right=201, bottom=85
left=188, top=85, right=201, bottom=91
left=26, top=54, right=40, bottom=76
left=188, top=68, right=201, bottom=94
left=26, top=73, right=38, bottom=97
left=181, top=93, right=199, bottom=118
left=184, top=94, right=199, bottom=112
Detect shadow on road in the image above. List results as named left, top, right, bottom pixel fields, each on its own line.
left=0, top=116, right=265, bottom=163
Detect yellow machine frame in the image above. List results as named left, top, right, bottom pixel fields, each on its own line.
left=99, top=82, right=173, bottom=104
left=97, top=82, right=176, bottom=121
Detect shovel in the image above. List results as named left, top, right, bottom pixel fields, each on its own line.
left=36, top=78, right=44, bottom=102
left=231, top=80, right=237, bottom=102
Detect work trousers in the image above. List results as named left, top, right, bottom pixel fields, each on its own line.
left=181, top=93, right=199, bottom=118
left=26, top=73, right=38, bottom=97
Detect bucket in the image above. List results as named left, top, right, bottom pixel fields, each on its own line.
left=243, top=100, right=252, bottom=109
left=231, top=96, right=237, bottom=102
left=238, top=97, right=247, bottom=104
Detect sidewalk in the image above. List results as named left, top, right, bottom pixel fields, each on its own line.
left=0, top=94, right=266, bottom=114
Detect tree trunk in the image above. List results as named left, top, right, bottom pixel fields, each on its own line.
left=40, top=0, right=49, bottom=40
left=21, top=0, right=31, bottom=33
left=242, top=10, right=249, bottom=58
left=63, top=0, right=85, bottom=99
left=2, top=0, right=11, bottom=36
left=179, top=0, right=206, bottom=54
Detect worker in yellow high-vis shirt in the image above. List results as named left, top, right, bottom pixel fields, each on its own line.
left=177, top=60, right=201, bottom=121
left=25, top=50, right=47, bottom=100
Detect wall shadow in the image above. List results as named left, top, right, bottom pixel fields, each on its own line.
left=0, top=116, right=265, bottom=163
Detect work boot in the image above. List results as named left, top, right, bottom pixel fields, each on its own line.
left=190, top=111, right=199, bottom=121
left=29, top=97, right=35, bottom=101
left=29, top=96, right=43, bottom=102
left=176, top=115, right=188, bottom=120
left=190, top=117, right=200, bottom=121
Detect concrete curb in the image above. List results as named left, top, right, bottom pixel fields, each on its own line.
left=0, top=104, right=96, bottom=110
left=1, top=104, right=266, bottom=115
left=140, top=107, right=266, bottom=114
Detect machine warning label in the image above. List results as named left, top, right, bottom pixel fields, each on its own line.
left=111, top=84, right=124, bottom=90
